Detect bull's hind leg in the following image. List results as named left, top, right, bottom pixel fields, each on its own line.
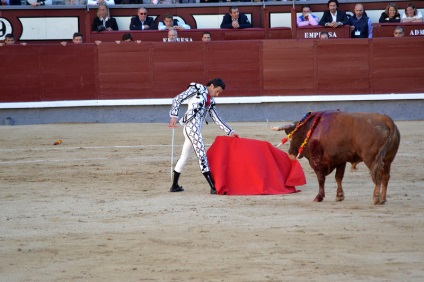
left=314, top=171, right=326, bottom=202
left=377, top=165, right=392, bottom=205
left=373, top=183, right=382, bottom=205
left=335, top=163, right=346, bottom=202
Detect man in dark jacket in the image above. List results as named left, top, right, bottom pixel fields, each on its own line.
left=349, top=3, right=372, bottom=38
left=2, top=0, right=21, bottom=5
left=220, top=6, right=251, bottom=29
left=319, top=0, right=349, bottom=28
left=130, top=7, right=156, bottom=30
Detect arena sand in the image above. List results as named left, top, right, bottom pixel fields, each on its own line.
left=0, top=121, right=423, bottom=281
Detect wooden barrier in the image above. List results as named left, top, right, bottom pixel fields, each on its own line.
left=1, top=37, right=424, bottom=103
left=89, top=28, right=293, bottom=43
left=296, top=25, right=351, bottom=39
left=373, top=23, right=424, bottom=37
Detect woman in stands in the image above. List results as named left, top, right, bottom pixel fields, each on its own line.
left=379, top=3, right=401, bottom=23
left=91, top=2, right=119, bottom=32
left=402, top=3, right=423, bottom=23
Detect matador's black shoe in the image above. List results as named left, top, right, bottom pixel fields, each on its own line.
left=170, top=184, right=184, bottom=192
left=203, top=171, right=217, bottom=194
left=170, top=170, right=184, bottom=192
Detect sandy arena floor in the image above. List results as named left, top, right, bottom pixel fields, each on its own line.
left=0, top=121, right=423, bottom=281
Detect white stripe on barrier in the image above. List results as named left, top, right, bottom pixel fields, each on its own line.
left=1, top=94, right=423, bottom=109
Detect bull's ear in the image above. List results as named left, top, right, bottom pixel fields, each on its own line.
left=267, top=119, right=295, bottom=131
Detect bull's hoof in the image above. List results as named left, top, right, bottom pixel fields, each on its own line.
left=377, top=199, right=386, bottom=205
left=373, top=196, right=380, bottom=205
left=314, top=197, right=324, bottom=202
left=336, top=194, right=345, bottom=202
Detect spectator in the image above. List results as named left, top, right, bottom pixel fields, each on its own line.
left=402, top=4, right=423, bottom=23
left=72, top=32, right=83, bottom=44
left=349, top=3, right=372, bottom=38
left=1, top=0, right=21, bottom=5
left=158, top=14, right=190, bottom=31
left=1, top=33, right=26, bottom=46
left=130, top=7, right=156, bottom=30
left=87, top=0, right=115, bottom=5
left=4, top=33, right=15, bottom=45
left=393, top=26, right=404, bottom=37
left=115, top=33, right=141, bottom=44
left=167, top=29, right=178, bottom=42
left=202, top=31, right=211, bottom=42
left=319, top=0, right=349, bottom=28
left=61, top=32, right=83, bottom=46
left=379, top=3, right=401, bottom=23
left=26, top=0, right=51, bottom=6
left=92, top=2, right=119, bottom=32
left=115, top=0, right=143, bottom=3
left=297, top=5, right=319, bottom=27
left=122, top=33, right=133, bottom=42
left=220, top=6, right=251, bottom=29
left=320, top=32, right=330, bottom=39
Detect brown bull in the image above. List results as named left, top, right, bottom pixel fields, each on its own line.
left=270, top=111, right=400, bottom=205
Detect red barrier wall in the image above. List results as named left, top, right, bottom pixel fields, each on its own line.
left=1, top=37, right=424, bottom=103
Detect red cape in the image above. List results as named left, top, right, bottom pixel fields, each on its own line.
left=207, top=136, right=306, bottom=195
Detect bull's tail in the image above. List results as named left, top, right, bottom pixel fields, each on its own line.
left=370, top=117, right=400, bottom=184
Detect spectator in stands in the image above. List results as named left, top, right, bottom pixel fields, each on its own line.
left=115, top=0, right=143, bottom=3
left=115, top=33, right=141, bottom=44
left=1, top=0, right=21, bottom=5
left=379, top=3, right=401, bottom=23
left=26, top=0, right=50, bottom=6
left=393, top=26, right=404, bottom=37
left=1, top=33, right=15, bottom=45
left=92, top=2, right=119, bottom=32
left=122, top=33, right=133, bottom=42
left=61, top=32, right=83, bottom=46
left=0, top=33, right=27, bottom=46
left=167, top=29, right=178, bottom=42
left=320, top=32, right=330, bottom=39
left=297, top=5, right=319, bottom=27
left=158, top=14, right=190, bottom=30
left=202, top=31, right=211, bottom=42
left=88, top=0, right=115, bottom=5
left=72, top=32, right=83, bottom=44
left=220, top=6, right=252, bottom=29
left=319, top=0, right=349, bottom=28
left=349, top=3, right=372, bottom=38
left=4, top=33, right=15, bottom=44
left=130, top=7, right=156, bottom=30
left=402, top=3, right=423, bottom=23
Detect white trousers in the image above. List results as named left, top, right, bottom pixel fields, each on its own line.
left=174, top=120, right=209, bottom=174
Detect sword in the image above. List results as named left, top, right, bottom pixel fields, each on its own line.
left=170, top=125, right=175, bottom=181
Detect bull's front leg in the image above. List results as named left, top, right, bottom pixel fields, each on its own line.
left=335, top=163, right=346, bottom=202
left=314, top=172, right=326, bottom=202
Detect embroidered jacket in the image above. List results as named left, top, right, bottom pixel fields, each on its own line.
left=169, top=83, right=234, bottom=135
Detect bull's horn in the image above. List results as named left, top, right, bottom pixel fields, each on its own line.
left=267, top=119, right=295, bottom=131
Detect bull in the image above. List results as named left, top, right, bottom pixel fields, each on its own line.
left=270, top=111, right=400, bottom=205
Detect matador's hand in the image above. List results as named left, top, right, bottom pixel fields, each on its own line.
left=169, top=117, right=178, bottom=127
left=230, top=131, right=239, bottom=138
